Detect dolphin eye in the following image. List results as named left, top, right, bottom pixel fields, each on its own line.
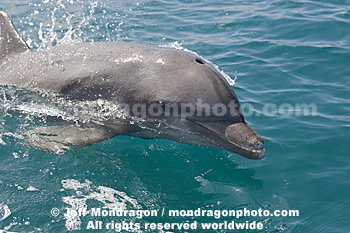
left=195, top=58, right=205, bottom=64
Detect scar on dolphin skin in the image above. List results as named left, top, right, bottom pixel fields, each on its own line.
left=0, top=11, right=265, bottom=160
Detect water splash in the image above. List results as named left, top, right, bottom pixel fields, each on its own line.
left=0, top=86, right=132, bottom=125
left=23, top=0, right=137, bottom=50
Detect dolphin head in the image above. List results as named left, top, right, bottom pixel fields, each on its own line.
left=130, top=47, right=266, bottom=160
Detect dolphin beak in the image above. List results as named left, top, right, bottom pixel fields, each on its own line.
left=190, top=120, right=265, bottom=159
left=224, top=122, right=265, bottom=159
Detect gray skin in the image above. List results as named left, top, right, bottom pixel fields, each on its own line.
left=0, top=11, right=265, bottom=159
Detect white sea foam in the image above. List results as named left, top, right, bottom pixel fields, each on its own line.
left=0, top=203, right=11, bottom=222
left=26, top=186, right=39, bottom=191
left=61, top=179, right=141, bottom=231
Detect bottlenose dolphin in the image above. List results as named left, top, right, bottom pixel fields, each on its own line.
left=0, top=11, right=265, bottom=159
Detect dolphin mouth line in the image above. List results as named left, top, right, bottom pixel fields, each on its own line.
left=187, top=119, right=265, bottom=158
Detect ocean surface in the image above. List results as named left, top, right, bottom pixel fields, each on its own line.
left=0, top=0, right=349, bottom=232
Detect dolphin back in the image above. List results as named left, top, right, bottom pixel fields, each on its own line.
left=0, top=11, right=30, bottom=60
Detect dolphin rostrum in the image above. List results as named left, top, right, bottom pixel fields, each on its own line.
left=0, top=11, right=265, bottom=159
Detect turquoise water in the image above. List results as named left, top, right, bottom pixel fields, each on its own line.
left=0, top=0, right=349, bottom=232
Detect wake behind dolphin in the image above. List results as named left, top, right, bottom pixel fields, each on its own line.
left=0, top=11, right=265, bottom=159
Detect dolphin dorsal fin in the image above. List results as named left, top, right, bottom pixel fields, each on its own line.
left=0, top=11, right=30, bottom=60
